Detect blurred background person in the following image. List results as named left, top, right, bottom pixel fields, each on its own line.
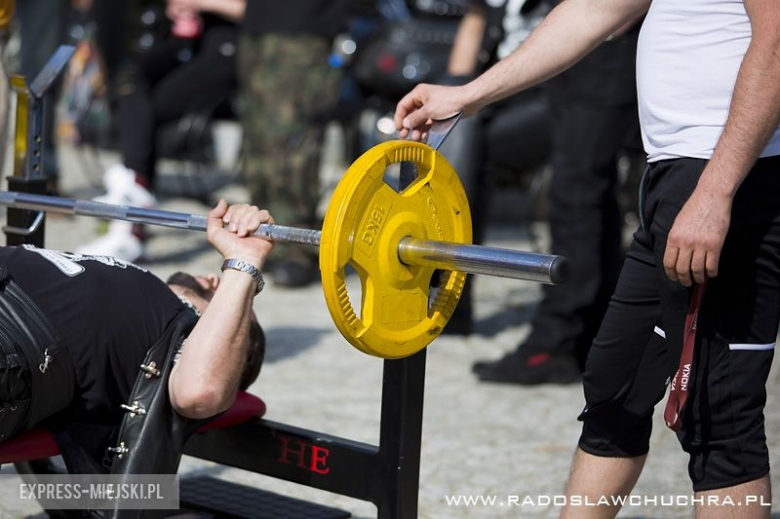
left=436, top=0, right=552, bottom=336
left=239, top=0, right=350, bottom=288
left=438, top=0, right=642, bottom=385
left=79, top=0, right=242, bottom=261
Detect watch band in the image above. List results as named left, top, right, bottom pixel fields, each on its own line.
left=221, top=258, right=265, bottom=294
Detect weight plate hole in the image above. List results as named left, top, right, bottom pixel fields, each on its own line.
left=383, top=161, right=420, bottom=194
left=428, top=269, right=464, bottom=319
left=428, top=269, right=443, bottom=316
left=345, top=262, right=365, bottom=320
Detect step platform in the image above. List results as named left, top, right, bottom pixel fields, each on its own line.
left=180, top=476, right=351, bottom=519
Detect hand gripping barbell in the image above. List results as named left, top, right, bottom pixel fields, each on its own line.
left=0, top=140, right=569, bottom=358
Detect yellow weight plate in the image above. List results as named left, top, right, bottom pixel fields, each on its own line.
left=320, top=140, right=472, bottom=358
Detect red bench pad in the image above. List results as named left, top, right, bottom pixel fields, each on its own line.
left=0, top=391, right=266, bottom=464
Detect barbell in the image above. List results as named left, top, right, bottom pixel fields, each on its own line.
left=0, top=140, right=569, bottom=358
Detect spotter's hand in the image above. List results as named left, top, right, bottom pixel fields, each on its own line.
left=663, top=186, right=731, bottom=287
left=206, top=200, right=275, bottom=269
left=394, top=83, right=475, bottom=141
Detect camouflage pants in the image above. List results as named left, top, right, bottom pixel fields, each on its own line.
left=238, top=33, right=341, bottom=258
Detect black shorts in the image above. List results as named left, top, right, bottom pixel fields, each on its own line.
left=578, top=156, right=780, bottom=491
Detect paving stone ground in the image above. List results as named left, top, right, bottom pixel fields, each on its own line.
left=1, top=141, right=780, bottom=519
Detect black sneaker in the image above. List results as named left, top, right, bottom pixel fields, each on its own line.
left=272, top=257, right=319, bottom=288
left=472, top=349, right=581, bottom=385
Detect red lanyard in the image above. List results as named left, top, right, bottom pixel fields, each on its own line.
left=663, top=281, right=707, bottom=432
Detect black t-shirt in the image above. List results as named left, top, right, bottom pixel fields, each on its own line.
left=0, top=246, right=186, bottom=426
left=242, top=0, right=350, bottom=39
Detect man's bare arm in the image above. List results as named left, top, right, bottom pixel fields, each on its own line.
left=169, top=271, right=256, bottom=419
left=663, top=0, right=780, bottom=286
left=465, top=0, right=649, bottom=109
left=169, top=202, right=273, bottom=419
left=395, top=0, right=651, bottom=137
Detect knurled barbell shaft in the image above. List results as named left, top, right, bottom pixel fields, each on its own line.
left=0, top=191, right=569, bottom=284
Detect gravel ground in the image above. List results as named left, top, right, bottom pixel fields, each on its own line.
left=0, top=141, right=779, bottom=519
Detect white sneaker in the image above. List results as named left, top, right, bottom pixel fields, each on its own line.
left=77, top=221, right=145, bottom=263
left=95, top=164, right=156, bottom=208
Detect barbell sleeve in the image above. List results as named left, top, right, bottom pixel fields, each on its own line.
left=397, top=237, right=569, bottom=284
left=0, top=191, right=569, bottom=284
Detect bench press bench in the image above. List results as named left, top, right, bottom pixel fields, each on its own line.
left=1, top=392, right=352, bottom=518
left=0, top=391, right=267, bottom=465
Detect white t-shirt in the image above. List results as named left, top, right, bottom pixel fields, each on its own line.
left=637, top=0, right=780, bottom=162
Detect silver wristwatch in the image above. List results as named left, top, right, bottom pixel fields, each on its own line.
left=221, top=258, right=265, bottom=294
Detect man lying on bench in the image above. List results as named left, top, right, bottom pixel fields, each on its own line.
left=0, top=201, right=273, bottom=475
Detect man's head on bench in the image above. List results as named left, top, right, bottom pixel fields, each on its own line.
left=167, top=271, right=265, bottom=390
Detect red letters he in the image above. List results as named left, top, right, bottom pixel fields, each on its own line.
left=277, top=436, right=331, bottom=475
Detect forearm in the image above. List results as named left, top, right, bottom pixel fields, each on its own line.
left=447, top=7, right=486, bottom=77
left=464, top=0, right=650, bottom=110
left=697, top=30, right=780, bottom=198
left=196, top=0, right=245, bottom=21
left=170, top=270, right=256, bottom=416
